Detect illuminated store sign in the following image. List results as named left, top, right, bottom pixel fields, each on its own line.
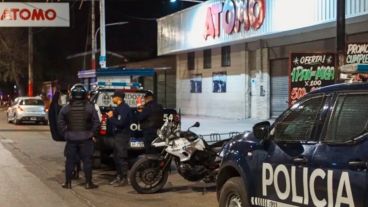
left=204, top=0, right=265, bottom=40
left=0, top=3, right=69, bottom=27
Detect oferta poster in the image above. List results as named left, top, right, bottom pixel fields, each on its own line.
left=289, top=53, right=335, bottom=105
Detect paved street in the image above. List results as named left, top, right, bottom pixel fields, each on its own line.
left=0, top=109, right=220, bottom=207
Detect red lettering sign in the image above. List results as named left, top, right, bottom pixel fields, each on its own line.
left=249, top=0, right=265, bottom=30
left=204, top=3, right=223, bottom=40
left=45, top=9, right=56, bottom=20
left=32, top=9, right=45, bottom=21
left=204, top=0, right=265, bottom=40
left=0, top=8, right=58, bottom=21
left=223, top=0, right=236, bottom=34
left=20, top=9, right=31, bottom=20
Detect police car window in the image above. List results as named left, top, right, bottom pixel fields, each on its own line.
left=273, top=96, right=324, bottom=142
left=96, top=92, right=116, bottom=107
left=325, top=93, right=368, bottom=143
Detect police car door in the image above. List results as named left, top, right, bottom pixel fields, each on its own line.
left=254, top=95, right=326, bottom=206
left=311, top=92, right=368, bottom=207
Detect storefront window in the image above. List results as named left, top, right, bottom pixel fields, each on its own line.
left=187, top=52, right=195, bottom=70
left=203, top=49, right=211, bottom=69
left=221, top=46, right=231, bottom=67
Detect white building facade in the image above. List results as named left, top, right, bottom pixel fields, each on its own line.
left=157, top=0, right=368, bottom=119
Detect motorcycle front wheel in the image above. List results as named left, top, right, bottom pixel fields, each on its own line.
left=129, top=156, right=169, bottom=194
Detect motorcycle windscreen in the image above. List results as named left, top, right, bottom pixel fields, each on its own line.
left=48, top=92, right=65, bottom=142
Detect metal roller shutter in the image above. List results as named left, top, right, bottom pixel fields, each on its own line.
left=270, top=59, right=289, bottom=118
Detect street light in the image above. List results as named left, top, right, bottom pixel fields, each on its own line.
left=92, top=21, right=129, bottom=69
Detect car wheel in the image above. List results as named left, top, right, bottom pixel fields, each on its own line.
left=13, top=115, right=21, bottom=125
left=14, top=119, right=20, bottom=125
left=219, top=177, right=250, bottom=207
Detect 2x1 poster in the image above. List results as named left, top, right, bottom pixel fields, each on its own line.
left=346, top=42, right=368, bottom=81
left=213, top=72, right=227, bottom=93
left=190, top=74, right=202, bottom=93
left=289, top=53, right=335, bottom=105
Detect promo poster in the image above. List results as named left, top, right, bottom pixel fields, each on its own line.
left=346, top=42, right=368, bottom=81
left=289, top=53, right=335, bottom=105
left=190, top=74, right=202, bottom=93
left=213, top=72, right=227, bottom=93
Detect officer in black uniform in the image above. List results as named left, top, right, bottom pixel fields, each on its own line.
left=138, top=91, right=164, bottom=154
left=57, top=84, right=100, bottom=189
left=107, top=90, right=132, bottom=186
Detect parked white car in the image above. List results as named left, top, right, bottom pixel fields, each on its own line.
left=7, top=97, right=48, bottom=125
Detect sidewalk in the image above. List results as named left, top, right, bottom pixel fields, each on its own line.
left=180, top=115, right=273, bottom=137
left=0, top=140, right=84, bottom=207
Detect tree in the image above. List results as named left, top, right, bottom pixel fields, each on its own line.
left=0, top=29, right=28, bottom=96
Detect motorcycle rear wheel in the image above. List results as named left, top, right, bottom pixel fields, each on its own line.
left=129, top=156, right=169, bottom=194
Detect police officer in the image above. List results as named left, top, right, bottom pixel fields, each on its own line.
left=107, top=90, right=132, bottom=186
left=57, top=84, right=100, bottom=189
left=138, top=91, right=164, bottom=154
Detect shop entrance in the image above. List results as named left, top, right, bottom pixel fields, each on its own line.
left=270, top=58, right=288, bottom=118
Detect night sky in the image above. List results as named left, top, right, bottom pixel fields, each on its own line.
left=27, top=0, right=197, bottom=90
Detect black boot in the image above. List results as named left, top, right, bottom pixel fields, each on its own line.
left=62, top=181, right=72, bottom=189
left=85, top=181, right=98, bottom=189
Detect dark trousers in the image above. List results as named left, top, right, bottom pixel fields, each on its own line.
left=113, top=133, right=129, bottom=178
left=143, top=130, right=158, bottom=154
left=65, top=139, right=94, bottom=182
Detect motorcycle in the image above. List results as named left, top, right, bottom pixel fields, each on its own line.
left=129, top=116, right=229, bottom=194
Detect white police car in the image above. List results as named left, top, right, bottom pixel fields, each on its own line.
left=217, top=65, right=368, bottom=207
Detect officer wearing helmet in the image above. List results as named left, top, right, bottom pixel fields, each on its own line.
left=107, top=90, right=132, bottom=186
left=57, top=84, right=100, bottom=189
left=137, top=91, right=164, bottom=154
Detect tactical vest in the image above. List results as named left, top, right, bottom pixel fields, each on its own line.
left=67, top=101, right=91, bottom=131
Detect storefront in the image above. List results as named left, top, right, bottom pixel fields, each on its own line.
left=157, top=0, right=368, bottom=119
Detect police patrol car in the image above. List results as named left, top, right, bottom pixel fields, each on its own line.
left=90, top=87, right=177, bottom=167
left=217, top=64, right=368, bottom=207
left=49, top=67, right=178, bottom=167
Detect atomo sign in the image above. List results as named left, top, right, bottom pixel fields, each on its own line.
left=0, top=3, right=69, bottom=27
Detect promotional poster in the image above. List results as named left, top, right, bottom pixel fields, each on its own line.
left=289, top=53, right=335, bottom=105
left=213, top=72, right=227, bottom=93
left=190, top=74, right=202, bottom=93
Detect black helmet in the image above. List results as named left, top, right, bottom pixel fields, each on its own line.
left=70, top=84, right=87, bottom=100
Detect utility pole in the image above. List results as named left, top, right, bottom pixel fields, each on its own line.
left=99, top=0, right=106, bottom=68
left=336, top=0, right=345, bottom=82
left=28, top=28, right=33, bottom=96
left=91, top=0, right=96, bottom=70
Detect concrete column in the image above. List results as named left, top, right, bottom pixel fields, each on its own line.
left=243, top=50, right=251, bottom=118
left=250, top=48, right=270, bottom=119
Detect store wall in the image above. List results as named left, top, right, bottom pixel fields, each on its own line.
left=176, top=44, right=272, bottom=119
left=176, top=44, right=249, bottom=119
left=176, top=30, right=368, bottom=120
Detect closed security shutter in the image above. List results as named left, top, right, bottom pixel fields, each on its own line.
left=271, top=59, right=289, bottom=118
